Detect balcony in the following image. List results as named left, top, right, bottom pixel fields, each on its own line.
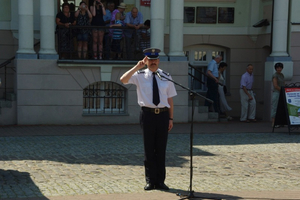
left=56, top=25, right=150, bottom=63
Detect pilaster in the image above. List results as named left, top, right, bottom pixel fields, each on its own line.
left=16, top=0, right=37, bottom=59
left=150, top=0, right=166, bottom=56
left=39, top=0, right=58, bottom=59
left=168, top=0, right=186, bottom=61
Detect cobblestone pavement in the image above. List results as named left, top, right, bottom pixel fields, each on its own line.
left=0, top=123, right=300, bottom=200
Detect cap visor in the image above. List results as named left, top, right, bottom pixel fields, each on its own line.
left=147, top=55, right=159, bottom=60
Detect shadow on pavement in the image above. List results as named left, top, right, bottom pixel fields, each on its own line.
left=0, top=169, right=49, bottom=199
left=162, top=188, right=242, bottom=200
left=0, top=134, right=215, bottom=167
left=190, top=132, right=300, bottom=146
left=0, top=132, right=300, bottom=166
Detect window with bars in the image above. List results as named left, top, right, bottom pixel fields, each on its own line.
left=83, top=82, right=126, bottom=114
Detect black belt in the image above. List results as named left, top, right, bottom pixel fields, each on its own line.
left=142, top=107, right=169, bottom=114
left=241, top=88, right=252, bottom=91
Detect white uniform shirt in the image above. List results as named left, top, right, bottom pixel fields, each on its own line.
left=126, top=68, right=177, bottom=108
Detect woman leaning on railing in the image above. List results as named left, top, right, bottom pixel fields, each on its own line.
left=55, top=2, right=76, bottom=59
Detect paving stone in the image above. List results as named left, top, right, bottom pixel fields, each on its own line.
left=0, top=124, right=300, bottom=200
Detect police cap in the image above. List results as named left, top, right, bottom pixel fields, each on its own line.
left=143, top=48, right=161, bottom=60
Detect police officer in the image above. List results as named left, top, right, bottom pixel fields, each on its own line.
left=120, top=48, right=177, bottom=190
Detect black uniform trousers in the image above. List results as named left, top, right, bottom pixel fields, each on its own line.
left=140, top=109, right=169, bottom=184
left=204, top=77, right=220, bottom=113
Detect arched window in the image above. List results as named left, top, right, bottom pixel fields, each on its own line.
left=83, top=82, right=126, bottom=114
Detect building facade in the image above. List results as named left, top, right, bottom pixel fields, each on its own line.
left=0, top=0, right=299, bottom=125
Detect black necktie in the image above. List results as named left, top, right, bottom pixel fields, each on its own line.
left=153, top=72, right=160, bottom=106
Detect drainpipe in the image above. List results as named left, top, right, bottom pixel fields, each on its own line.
left=270, top=0, right=274, bottom=54
left=287, top=0, right=292, bottom=56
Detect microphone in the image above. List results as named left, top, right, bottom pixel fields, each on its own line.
left=155, top=71, right=162, bottom=80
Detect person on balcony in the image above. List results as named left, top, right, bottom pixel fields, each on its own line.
left=75, top=1, right=92, bottom=59
left=110, top=3, right=126, bottom=26
left=124, top=7, right=144, bottom=60
left=103, top=1, right=115, bottom=60
left=110, top=3, right=126, bottom=59
left=90, top=0, right=106, bottom=60
left=140, top=19, right=150, bottom=51
left=56, top=3, right=76, bottom=59
left=110, top=12, right=123, bottom=60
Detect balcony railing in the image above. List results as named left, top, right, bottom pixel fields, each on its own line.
left=56, top=25, right=150, bottom=61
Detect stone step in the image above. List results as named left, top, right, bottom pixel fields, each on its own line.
left=197, top=112, right=208, bottom=122
left=198, top=105, right=208, bottom=113
left=208, top=112, right=219, bottom=119
left=193, top=106, right=220, bottom=122
left=219, top=117, right=229, bottom=122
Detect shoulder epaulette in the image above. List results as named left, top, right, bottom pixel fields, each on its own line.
left=137, top=70, right=145, bottom=74
left=162, top=71, right=170, bottom=76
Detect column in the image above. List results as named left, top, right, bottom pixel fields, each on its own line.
left=39, top=0, right=58, bottom=59
left=270, top=0, right=289, bottom=57
left=168, top=0, right=186, bottom=61
left=264, top=0, right=293, bottom=121
left=16, top=0, right=37, bottom=59
left=151, top=0, right=167, bottom=60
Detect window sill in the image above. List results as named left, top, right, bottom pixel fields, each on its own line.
left=82, top=113, right=128, bottom=116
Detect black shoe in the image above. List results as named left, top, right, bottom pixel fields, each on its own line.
left=155, top=183, right=169, bottom=190
left=144, top=183, right=155, bottom=190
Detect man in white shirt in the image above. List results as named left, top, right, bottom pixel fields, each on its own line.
left=120, top=48, right=177, bottom=191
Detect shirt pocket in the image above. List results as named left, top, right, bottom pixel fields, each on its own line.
left=141, top=82, right=152, bottom=95
left=159, top=81, right=169, bottom=95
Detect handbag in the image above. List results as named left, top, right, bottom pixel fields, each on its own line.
left=223, top=85, right=227, bottom=94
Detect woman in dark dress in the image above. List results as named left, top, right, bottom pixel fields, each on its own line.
left=75, top=1, right=92, bottom=59
left=90, top=0, right=106, bottom=59
left=56, top=3, right=76, bottom=58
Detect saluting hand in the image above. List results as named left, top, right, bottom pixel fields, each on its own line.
left=136, top=57, right=147, bottom=70
left=120, top=57, right=147, bottom=84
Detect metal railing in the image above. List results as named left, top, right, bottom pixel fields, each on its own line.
left=188, top=63, right=207, bottom=92
left=189, top=63, right=226, bottom=94
left=56, top=25, right=150, bottom=61
left=0, top=57, right=15, bottom=101
left=0, top=42, right=40, bottom=101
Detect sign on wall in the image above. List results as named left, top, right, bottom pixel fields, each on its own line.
left=141, top=0, right=151, bottom=6
left=196, top=7, right=217, bottom=24
left=218, top=7, right=235, bottom=23
left=184, top=7, right=195, bottom=23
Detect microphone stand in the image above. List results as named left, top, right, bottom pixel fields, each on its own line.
left=157, top=73, right=219, bottom=200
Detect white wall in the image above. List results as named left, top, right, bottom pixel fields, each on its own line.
left=15, top=59, right=189, bottom=125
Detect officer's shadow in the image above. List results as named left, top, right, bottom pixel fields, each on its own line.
left=162, top=188, right=242, bottom=200
left=0, top=169, right=49, bottom=199
left=163, top=151, right=242, bottom=200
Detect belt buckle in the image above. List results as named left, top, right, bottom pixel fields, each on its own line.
left=154, top=108, right=160, bottom=114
